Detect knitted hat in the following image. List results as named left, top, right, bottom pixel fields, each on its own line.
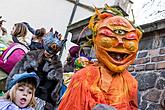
left=43, top=32, right=64, bottom=54
left=69, top=46, right=80, bottom=58
left=6, top=71, right=40, bottom=90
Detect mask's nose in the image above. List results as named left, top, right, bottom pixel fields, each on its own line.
left=116, top=37, right=124, bottom=47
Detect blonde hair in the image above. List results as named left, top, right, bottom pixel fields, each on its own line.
left=11, top=23, right=27, bottom=38
left=4, top=78, right=37, bottom=108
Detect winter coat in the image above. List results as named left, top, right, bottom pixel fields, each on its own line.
left=29, top=41, right=43, bottom=50
left=6, top=49, right=63, bottom=107
left=0, top=98, right=34, bottom=110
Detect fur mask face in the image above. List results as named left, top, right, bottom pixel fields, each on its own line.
left=43, top=31, right=65, bottom=55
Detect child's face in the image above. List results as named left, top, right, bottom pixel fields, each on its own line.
left=14, top=85, right=33, bottom=108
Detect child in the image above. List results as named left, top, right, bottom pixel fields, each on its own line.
left=0, top=71, right=40, bottom=110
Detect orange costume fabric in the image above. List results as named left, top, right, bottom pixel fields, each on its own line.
left=58, top=64, right=138, bottom=110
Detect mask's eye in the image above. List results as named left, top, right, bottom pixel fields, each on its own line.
left=114, top=29, right=126, bottom=35
left=49, top=43, right=60, bottom=53
left=51, top=43, right=57, bottom=49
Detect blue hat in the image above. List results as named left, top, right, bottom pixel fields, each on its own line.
left=43, top=32, right=65, bottom=54
left=7, top=72, right=40, bottom=90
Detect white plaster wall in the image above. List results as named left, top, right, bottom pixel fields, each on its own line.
left=132, top=0, right=165, bottom=25
left=72, top=6, right=92, bottom=24
left=79, top=0, right=165, bottom=25
left=80, top=0, right=114, bottom=8
left=72, top=0, right=129, bottom=24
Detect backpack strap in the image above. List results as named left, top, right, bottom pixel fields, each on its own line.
left=12, top=36, right=30, bottom=50
left=2, top=43, right=29, bottom=63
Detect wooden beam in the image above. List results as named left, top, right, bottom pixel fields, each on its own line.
left=66, top=0, right=95, bottom=12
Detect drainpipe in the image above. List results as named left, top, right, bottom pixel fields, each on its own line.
left=59, top=0, right=79, bottom=59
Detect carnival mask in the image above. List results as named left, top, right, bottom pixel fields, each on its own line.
left=93, top=16, right=142, bottom=73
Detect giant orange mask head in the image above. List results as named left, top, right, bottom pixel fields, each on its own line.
left=89, top=11, right=142, bottom=73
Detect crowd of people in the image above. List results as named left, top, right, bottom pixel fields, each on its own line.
left=0, top=16, right=67, bottom=110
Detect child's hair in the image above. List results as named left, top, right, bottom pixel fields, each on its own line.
left=11, top=23, right=27, bottom=38
left=5, top=78, right=36, bottom=108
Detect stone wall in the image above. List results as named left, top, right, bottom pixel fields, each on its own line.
left=127, top=19, right=165, bottom=110
left=130, top=49, right=165, bottom=110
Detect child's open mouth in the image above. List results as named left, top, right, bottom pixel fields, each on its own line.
left=20, top=98, right=27, bottom=104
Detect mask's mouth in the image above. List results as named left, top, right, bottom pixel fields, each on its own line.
left=107, top=51, right=129, bottom=62
left=44, top=50, right=54, bottom=58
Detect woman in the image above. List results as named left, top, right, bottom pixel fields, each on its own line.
left=11, top=23, right=29, bottom=48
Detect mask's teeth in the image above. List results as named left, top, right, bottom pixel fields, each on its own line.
left=123, top=54, right=128, bottom=58
left=115, top=54, right=122, bottom=61
left=108, top=52, right=129, bottom=61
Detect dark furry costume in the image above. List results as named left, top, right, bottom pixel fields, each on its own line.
left=6, top=49, right=63, bottom=108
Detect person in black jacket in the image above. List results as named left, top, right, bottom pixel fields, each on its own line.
left=6, top=31, right=66, bottom=110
